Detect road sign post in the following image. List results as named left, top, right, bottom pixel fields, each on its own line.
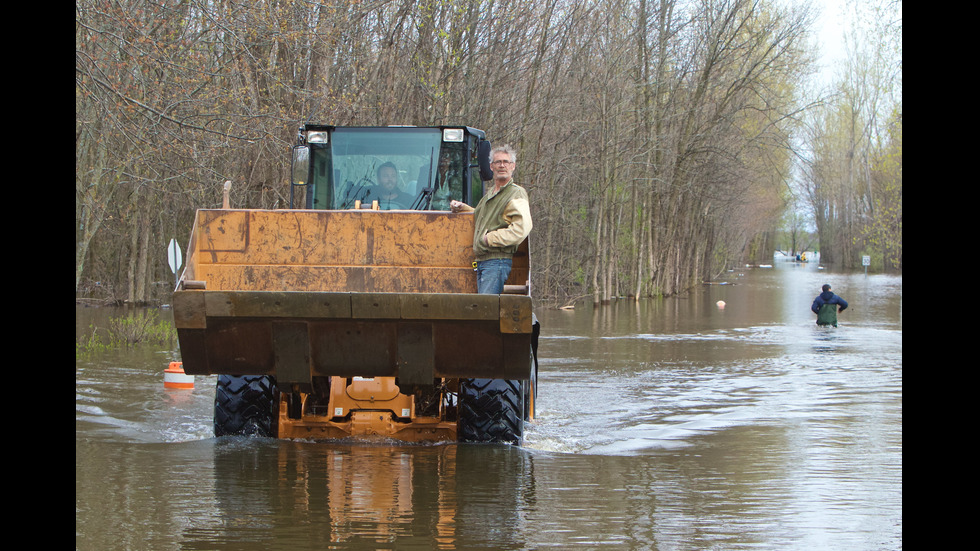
left=168, top=238, right=183, bottom=287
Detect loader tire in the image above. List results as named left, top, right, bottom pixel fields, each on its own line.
left=214, top=375, right=280, bottom=438
left=458, top=378, right=523, bottom=444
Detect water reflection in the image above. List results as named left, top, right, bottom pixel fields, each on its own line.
left=175, top=441, right=536, bottom=550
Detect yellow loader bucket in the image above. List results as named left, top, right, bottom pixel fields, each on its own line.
left=172, top=209, right=534, bottom=388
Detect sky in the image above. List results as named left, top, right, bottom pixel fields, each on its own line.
left=812, top=0, right=847, bottom=85
left=809, top=0, right=903, bottom=88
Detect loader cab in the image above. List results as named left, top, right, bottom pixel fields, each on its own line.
left=290, top=125, right=493, bottom=210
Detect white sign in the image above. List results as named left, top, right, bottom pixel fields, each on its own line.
left=168, top=239, right=183, bottom=274
left=862, top=255, right=871, bottom=266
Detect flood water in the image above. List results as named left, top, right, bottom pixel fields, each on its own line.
left=76, top=259, right=902, bottom=550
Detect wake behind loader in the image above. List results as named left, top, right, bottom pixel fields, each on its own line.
left=172, top=125, right=539, bottom=444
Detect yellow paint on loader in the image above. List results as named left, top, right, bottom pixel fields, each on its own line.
left=173, top=208, right=534, bottom=442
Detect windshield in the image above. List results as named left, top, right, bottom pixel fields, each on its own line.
left=309, top=127, right=472, bottom=211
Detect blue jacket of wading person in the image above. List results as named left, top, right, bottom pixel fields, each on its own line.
left=811, top=284, right=848, bottom=327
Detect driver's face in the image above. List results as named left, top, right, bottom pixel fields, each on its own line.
left=379, top=167, right=398, bottom=190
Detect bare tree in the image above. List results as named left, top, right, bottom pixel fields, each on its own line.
left=76, top=0, right=832, bottom=305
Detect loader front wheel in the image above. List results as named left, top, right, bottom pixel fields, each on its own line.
left=214, top=375, right=280, bottom=437
left=458, top=378, right=523, bottom=444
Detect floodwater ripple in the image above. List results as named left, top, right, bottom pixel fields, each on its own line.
left=76, top=263, right=901, bottom=550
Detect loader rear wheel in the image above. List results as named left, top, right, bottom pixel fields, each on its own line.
left=458, top=378, right=523, bottom=444
left=214, top=375, right=280, bottom=438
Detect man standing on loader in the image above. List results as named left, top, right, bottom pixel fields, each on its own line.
left=450, top=144, right=532, bottom=294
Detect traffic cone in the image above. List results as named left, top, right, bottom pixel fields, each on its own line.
left=164, top=361, right=194, bottom=389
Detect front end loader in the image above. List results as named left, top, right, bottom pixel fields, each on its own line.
left=173, top=125, right=539, bottom=444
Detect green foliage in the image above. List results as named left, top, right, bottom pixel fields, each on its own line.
left=857, top=249, right=884, bottom=272
left=75, top=329, right=111, bottom=357
left=76, top=309, right=177, bottom=357
left=795, top=0, right=901, bottom=271
left=862, top=112, right=902, bottom=270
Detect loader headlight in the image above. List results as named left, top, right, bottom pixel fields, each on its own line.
left=307, top=131, right=329, bottom=144
left=443, top=128, right=464, bottom=142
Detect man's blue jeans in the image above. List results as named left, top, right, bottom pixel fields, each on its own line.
left=476, top=258, right=512, bottom=294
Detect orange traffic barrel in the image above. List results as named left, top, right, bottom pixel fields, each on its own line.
left=164, top=361, right=194, bottom=389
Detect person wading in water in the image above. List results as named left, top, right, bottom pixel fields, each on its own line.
left=811, top=284, right=848, bottom=327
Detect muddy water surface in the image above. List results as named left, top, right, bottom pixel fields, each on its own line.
left=76, top=260, right=902, bottom=550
